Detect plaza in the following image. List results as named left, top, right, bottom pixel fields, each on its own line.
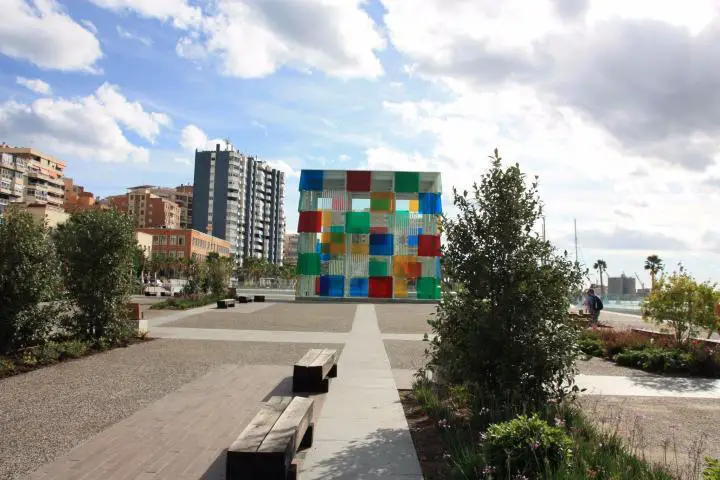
left=1, top=303, right=719, bottom=479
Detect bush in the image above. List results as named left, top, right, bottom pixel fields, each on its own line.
left=428, top=149, right=584, bottom=416
left=0, top=357, right=15, bottom=376
left=0, top=208, right=64, bottom=354
left=578, top=335, right=604, bottom=357
left=482, top=414, right=572, bottom=477
left=58, top=340, right=89, bottom=359
left=614, top=348, right=692, bottom=373
left=149, top=295, right=216, bottom=310
left=36, top=342, right=62, bottom=365
left=704, top=457, right=720, bottom=480
left=54, top=210, right=137, bottom=345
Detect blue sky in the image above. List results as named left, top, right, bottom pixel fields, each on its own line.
left=3, top=0, right=720, bottom=284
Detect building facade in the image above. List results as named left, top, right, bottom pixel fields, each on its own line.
left=0, top=146, right=65, bottom=208
left=24, top=202, right=69, bottom=229
left=63, top=178, right=100, bottom=212
left=106, top=187, right=182, bottom=229
left=191, top=144, right=285, bottom=264
left=129, top=185, right=193, bottom=228
left=283, top=233, right=299, bottom=265
left=136, top=228, right=231, bottom=261
left=0, top=151, right=27, bottom=213
left=296, top=170, right=442, bottom=300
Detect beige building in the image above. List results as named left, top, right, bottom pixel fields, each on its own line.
left=135, top=231, right=153, bottom=258
left=24, top=202, right=69, bottom=229
left=106, top=187, right=182, bottom=229
left=0, top=151, right=27, bottom=213
left=0, top=146, right=65, bottom=209
left=283, top=233, right=298, bottom=265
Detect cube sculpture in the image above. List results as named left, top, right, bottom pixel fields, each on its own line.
left=296, top=170, right=442, bottom=300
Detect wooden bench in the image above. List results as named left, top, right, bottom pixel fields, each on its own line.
left=254, top=295, right=266, bottom=303
left=237, top=295, right=254, bottom=304
left=217, top=298, right=236, bottom=309
left=293, top=349, right=338, bottom=393
left=227, top=396, right=314, bottom=480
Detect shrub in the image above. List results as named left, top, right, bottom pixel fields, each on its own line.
left=578, top=335, right=604, bottom=357
left=36, top=342, right=62, bottom=365
left=54, top=210, right=137, bottom=345
left=0, top=357, right=15, bottom=376
left=149, top=295, right=216, bottom=310
left=704, top=457, right=720, bottom=480
left=614, top=348, right=692, bottom=373
left=206, top=253, right=231, bottom=299
left=428, top=149, right=584, bottom=417
left=59, top=340, right=89, bottom=359
left=482, top=413, right=572, bottom=477
left=0, top=208, right=64, bottom=354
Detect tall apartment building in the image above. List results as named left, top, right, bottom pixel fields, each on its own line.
left=191, top=144, right=285, bottom=264
left=106, top=186, right=181, bottom=229
left=0, top=145, right=65, bottom=210
left=0, top=151, right=27, bottom=213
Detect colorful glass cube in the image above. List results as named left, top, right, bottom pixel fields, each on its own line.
left=394, top=172, right=420, bottom=193
left=345, top=211, right=370, bottom=234
left=418, top=234, right=441, bottom=257
left=299, top=170, right=324, bottom=191
left=369, top=276, right=393, bottom=298
left=346, top=171, right=372, bottom=192
left=298, top=211, right=322, bottom=233
left=369, top=233, right=394, bottom=256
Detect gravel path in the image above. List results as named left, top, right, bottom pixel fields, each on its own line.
left=0, top=338, right=342, bottom=480
left=166, top=303, right=356, bottom=332
left=385, top=340, right=429, bottom=369
left=576, top=356, right=654, bottom=377
left=580, top=396, right=720, bottom=476
left=376, top=304, right=436, bottom=334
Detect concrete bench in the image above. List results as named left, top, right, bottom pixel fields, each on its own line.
left=217, top=298, right=236, bottom=309
left=227, top=396, right=314, bottom=480
left=254, top=295, right=266, bottom=303
left=293, top=348, right=338, bottom=393
left=237, top=295, right=254, bottom=304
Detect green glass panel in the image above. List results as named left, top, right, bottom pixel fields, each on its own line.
left=417, top=277, right=437, bottom=299
left=297, top=253, right=321, bottom=275
left=330, top=232, right=344, bottom=244
left=345, top=211, right=370, bottom=233
left=330, top=225, right=345, bottom=233
left=371, top=196, right=391, bottom=211
left=369, top=258, right=388, bottom=277
left=395, top=172, right=420, bottom=193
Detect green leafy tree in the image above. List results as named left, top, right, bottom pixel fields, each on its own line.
left=0, top=208, right=65, bottom=354
left=206, top=252, right=231, bottom=298
left=593, top=259, right=607, bottom=297
left=644, top=254, right=664, bottom=290
left=642, top=268, right=720, bottom=343
left=181, top=256, right=206, bottom=295
left=428, top=149, right=583, bottom=416
left=54, top=210, right=136, bottom=344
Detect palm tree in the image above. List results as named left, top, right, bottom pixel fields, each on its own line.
left=644, top=254, right=664, bottom=290
left=593, top=259, right=607, bottom=297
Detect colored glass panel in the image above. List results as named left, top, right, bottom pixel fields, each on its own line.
left=330, top=225, right=345, bottom=233
left=319, top=275, right=344, bottom=297
left=345, top=211, right=370, bottom=233
left=369, top=277, right=393, bottom=298
left=409, top=199, right=419, bottom=212
left=299, top=170, right=324, bottom=191
left=330, top=242, right=345, bottom=255
left=370, top=233, right=394, bottom=256
left=321, top=211, right=333, bottom=229
left=351, top=243, right=369, bottom=255
left=369, top=258, right=388, bottom=277
left=395, top=172, right=420, bottom=193
left=370, top=192, right=395, bottom=212
left=297, top=253, right=321, bottom=275
left=394, top=278, right=408, bottom=298
left=418, top=234, right=441, bottom=257
left=298, top=211, right=322, bottom=233
left=419, top=192, right=442, bottom=215
left=346, top=171, right=372, bottom=192
left=417, top=277, right=438, bottom=299
left=349, top=277, right=369, bottom=296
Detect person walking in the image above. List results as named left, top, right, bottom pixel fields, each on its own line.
left=585, top=288, right=603, bottom=327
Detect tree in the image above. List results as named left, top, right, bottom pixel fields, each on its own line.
left=644, top=254, right=664, bottom=290
left=0, top=208, right=64, bottom=354
left=428, top=149, right=583, bottom=417
left=206, top=253, right=231, bottom=298
left=642, top=267, right=720, bottom=343
left=592, top=259, right=607, bottom=297
left=54, top=210, right=136, bottom=344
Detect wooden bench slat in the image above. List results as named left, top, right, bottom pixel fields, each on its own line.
left=257, top=396, right=314, bottom=455
left=309, top=351, right=335, bottom=379
left=229, top=396, right=292, bottom=453
left=295, top=349, right=322, bottom=368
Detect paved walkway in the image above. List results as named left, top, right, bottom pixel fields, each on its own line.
left=299, top=305, right=423, bottom=479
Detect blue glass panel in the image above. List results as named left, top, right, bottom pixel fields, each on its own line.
left=369, top=233, right=394, bottom=256
left=349, top=277, right=369, bottom=297
left=408, top=235, right=418, bottom=247
left=419, top=192, right=442, bottom=214
left=299, top=170, right=324, bottom=191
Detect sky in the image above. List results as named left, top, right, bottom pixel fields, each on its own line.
left=2, top=0, right=720, bottom=285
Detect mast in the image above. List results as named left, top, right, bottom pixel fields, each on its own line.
left=574, top=218, right=578, bottom=265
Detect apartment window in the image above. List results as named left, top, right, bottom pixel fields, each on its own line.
left=1, top=179, right=11, bottom=190
left=159, top=236, right=167, bottom=245
left=178, top=236, right=184, bottom=245
left=170, top=236, right=178, bottom=245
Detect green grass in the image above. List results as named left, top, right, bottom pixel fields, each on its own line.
left=149, top=295, right=217, bottom=310
left=412, top=380, right=674, bottom=480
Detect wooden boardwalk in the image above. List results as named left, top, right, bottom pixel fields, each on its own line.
left=28, top=365, right=296, bottom=480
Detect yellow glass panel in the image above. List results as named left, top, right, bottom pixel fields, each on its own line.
left=322, top=211, right=333, bottom=228
left=351, top=243, right=369, bottom=255
left=330, top=242, right=346, bottom=255
left=409, top=199, right=419, bottom=212
left=394, top=278, right=408, bottom=297
left=393, top=255, right=410, bottom=277
left=321, top=232, right=331, bottom=243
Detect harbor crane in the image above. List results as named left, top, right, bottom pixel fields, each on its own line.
left=634, top=272, right=645, bottom=290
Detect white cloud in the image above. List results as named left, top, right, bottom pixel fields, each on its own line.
left=116, top=25, right=152, bottom=46
left=0, top=0, right=102, bottom=72
left=266, top=159, right=300, bottom=178
left=174, top=157, right=192, bottom=166
left=179, top=124, right=224, bottom=151
left=81, top=19, right=98, bottom=34
left=0, top=83, right=172, bottom=163
left=16, top=77, right=52, bottom=95
left=87, top=0, right=202, bottom=28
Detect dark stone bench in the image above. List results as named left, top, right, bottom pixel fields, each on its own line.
left=217, top=298, right=236, bottom=309
left=293, top=349, right=338, bottom=393
left=227, top=396, right=314, bottom=480
left=254, top=295, right=266, bottom=303
left=237, top=295, right=254, bottom=304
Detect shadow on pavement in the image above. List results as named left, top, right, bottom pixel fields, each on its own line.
left=629, top=374, right=719, bottom=393
left=201, top=449, right=227, bottom=479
